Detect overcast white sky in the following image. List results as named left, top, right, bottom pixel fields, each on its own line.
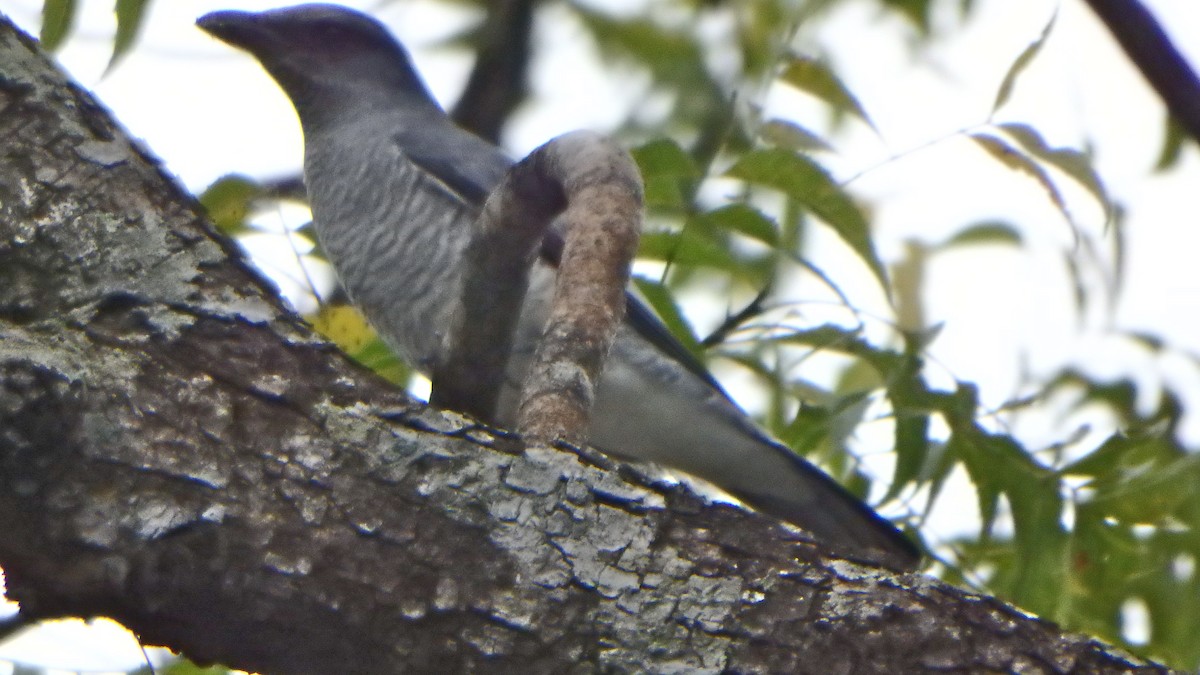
left=2, top=0, right=1199, bottom=669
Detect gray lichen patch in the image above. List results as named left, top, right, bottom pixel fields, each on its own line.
left=72, top=490, right=206, bottom=549
left=285, top=435, right=336, bottom=477
left=264, top=550, right=314, bottom=576
left=48, top=211, right=215, bottom=313
left=676, top=574, right=743, bottom=632
left=75, top=137, right=133, bottom=168
left=492, top=519, right=571, bottom=589
left=82, top=387, right=235, bottom=491
left=248, top=372, right=292, bottom=401
left=487, top=493, right=537, bottom=524
left=205, top=290, right=279, bottom=326
left=478, top=589, right=537, bottom=632
left=589, top=466, right=667, bottom=512
left=503, top=454, right=566, bottom=495
left=277, top=481, right=332, bottom=525
left=461, top=622, right=517, bottom=657
left=0, top=330, right=117, bottom=385
left=594, top=566, right=641, bottom=598
left=432, top=575, right=460, bottom=611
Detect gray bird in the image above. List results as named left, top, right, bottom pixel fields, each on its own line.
left=197, top=3, right=918, bottom=569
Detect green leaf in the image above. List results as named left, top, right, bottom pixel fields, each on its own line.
left=699, top=204, right=779, bottom=247
left=40, top=0, right=77, bottom=52
left=783, top=403, right=830, bottom=456
left=759, top=118, right=834, bottom=153
left=1088, top=452, right=1200, bottom=524
left=940, top=221, right=1023, bottom=249
left=1005, top=471, right=1070, bottom=618
left=779, top=55, right=874, bottom=129
left=939, top=382, right=1075, bottom=619
left=1063, top=433, right=1148, bottom=479
left=761, top=323, right=908, bottom=379
left=891, top=240, right=927, bottom=333
left=575, top=9, right=715, bottom=99
left=832, top=356, right=884, bottom=395
left=1064, top=426, right=1199, bottom=526
left=311, top=304, right=411, bottom=385
left=889, top=406, right=929, bottom=501
left=632, top=139, right=700, bottom=209
left=879, top=0, right=967, bottom=34
left=727, top=148, right=889, bottom=292
left=880, top=332, right=932, bottom=500
left=1154, top=113, right=1187, bottom=172
left=1123, top=330, right=1164, bottom=352
left=352, top=336, right=412, bottom=385
left=945, top=427, right=1001, bottom=535
left=198, top=174, right=262, bottom=236
left=992, top=9, right=1057, bottom=114
left=970, top=132, right=1077, bottom=235
left=108, top=0, right=152, bottom=73
left=630, top=276, right=703, bottom=357
left=1045, top=369, right=1181, bottom=433
left=913, top=439, right=956, bottom=519
left=632, top=138, right=699, bottom=178
left=638, top=230, right=741, bottom=276
left=136, top=655, right=234, bottom=674
left=999, top=122, right=1112, bottom=222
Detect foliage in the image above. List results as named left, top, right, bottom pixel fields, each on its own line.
left=37, top=0, right=150, bottom=71
left=11, top=0, right=1200, bottom=671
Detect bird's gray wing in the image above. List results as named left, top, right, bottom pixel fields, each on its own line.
left=623, top=286, right=729, bottom=395
left=392, top=125, right=511, bottom=205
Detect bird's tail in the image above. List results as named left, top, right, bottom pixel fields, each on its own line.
left=725, top=443, right=920, bottom=570
left=588, top=344, right=920, bottom=570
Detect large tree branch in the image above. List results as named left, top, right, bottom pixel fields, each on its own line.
left=0, top=15, right=1168, bottom=674
left=1083, top=0, right=1200, bottom=145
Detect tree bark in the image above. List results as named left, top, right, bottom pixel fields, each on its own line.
left=0, top=16, right=1169, bottom=675
left=434, top=130, right=642, bottom=440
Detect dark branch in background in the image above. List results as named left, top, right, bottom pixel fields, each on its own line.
left=1083, top=0, right=1200, bottom=146
left=701, top=283, right=772, bottom=349
left=259, top=174, right=307, bottom=202
left=451, top=0, right=537, bottom=143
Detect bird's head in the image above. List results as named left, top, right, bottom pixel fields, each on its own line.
left=197, top=4, right=440, bottom=122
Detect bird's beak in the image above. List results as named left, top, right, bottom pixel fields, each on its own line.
left=196, top=10, right=272, bottom=51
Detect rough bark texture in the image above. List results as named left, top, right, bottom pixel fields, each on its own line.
left=512, top=133, right=641, bottom=441
left=0, top=15, right=1172, bottom=675
left=433, top=130, right=641, bottom=440
left=428, top=137, right=566, bottom=424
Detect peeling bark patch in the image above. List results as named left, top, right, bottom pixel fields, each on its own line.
left=503, top=456, right=564, bottom=495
